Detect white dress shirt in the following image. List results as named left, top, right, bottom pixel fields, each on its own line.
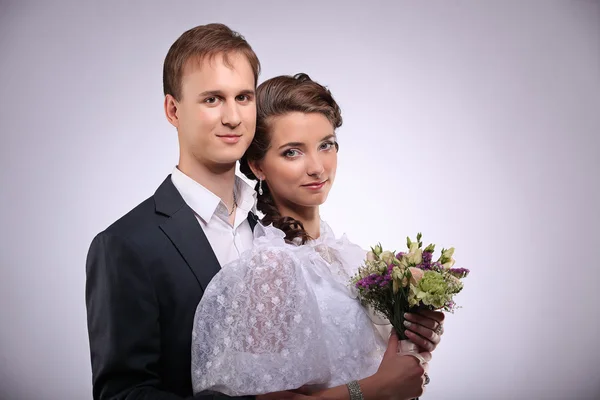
left=170, top=166, right=256, bottom=268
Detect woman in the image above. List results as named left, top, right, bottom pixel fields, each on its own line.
left=191, top=73, right=443, bottom=400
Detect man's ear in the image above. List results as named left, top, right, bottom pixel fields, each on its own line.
left=164, top=94, right=180, bottom=128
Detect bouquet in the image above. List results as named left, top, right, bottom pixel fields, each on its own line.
left=351, top=233, right=469, bottom=341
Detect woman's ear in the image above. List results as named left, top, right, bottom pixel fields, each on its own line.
left=248, top=160, right=265, bottom=181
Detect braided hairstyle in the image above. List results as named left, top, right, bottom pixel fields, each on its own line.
left=239, top=73, right=342, bottom=244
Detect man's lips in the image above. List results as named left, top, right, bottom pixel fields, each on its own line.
left=217, top=134, right=242, bottom=143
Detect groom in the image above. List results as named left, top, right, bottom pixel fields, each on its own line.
left=85, top=23, right=444, bottom=400
left=85, top=23, right=261, bottom=400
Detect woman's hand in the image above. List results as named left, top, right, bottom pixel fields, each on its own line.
left=367, top=331, right=430, bottom=400
left=403, top=310, right=445, bottom=352
left=257, top=331, right=432, bottom=400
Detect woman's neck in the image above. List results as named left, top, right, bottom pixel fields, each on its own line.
left=277, top=203, right=321, bottom=240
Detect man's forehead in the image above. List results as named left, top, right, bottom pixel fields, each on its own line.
left=182, top=52, right=250, bottom=78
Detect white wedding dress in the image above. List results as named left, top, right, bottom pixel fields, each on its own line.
left=191, top=220, right=389, bottom=396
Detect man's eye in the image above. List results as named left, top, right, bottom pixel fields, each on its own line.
left=236, top=94, right=249, bottom=102
left=205, top=97, right=217, bottom=104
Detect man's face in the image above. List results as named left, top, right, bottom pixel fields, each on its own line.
left=166, top=52, right=256, bottom=172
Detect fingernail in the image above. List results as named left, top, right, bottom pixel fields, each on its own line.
left=403, top=321, right=411, bottom=327
left=404, top=313, right=410, bottom=318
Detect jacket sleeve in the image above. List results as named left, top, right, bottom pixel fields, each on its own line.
left=85, top=232, right=255, bottom=400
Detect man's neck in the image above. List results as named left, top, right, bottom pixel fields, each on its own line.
left=177, top=158, right=237, bottom=206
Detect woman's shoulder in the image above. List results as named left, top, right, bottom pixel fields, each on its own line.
left=252, top=222, right=294, bottom=249
left=315, top=219, right=366, bottom=253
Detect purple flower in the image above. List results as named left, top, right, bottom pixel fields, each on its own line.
left=449, top=268, right=470, bottom=278
left=422, top=251, right=433, bottom=266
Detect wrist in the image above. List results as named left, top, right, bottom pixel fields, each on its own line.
left=358, top=374, right=386, bottom=400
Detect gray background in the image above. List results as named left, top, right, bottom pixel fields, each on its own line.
left=1, top=1, right=599, bottom=399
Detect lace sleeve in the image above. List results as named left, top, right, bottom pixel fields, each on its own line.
left=191, top=247, right=331, bottom=396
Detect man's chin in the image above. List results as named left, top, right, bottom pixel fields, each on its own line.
left=210, top=150, right=247, bottom=166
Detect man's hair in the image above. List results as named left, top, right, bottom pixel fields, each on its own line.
left=163, top=23, right=261, bottom=101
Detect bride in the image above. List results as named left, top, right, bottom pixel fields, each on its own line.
left=191, top=73, right=444, bottom=400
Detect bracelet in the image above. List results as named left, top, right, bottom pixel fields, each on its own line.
left=346, top=380, right=364, bottom=400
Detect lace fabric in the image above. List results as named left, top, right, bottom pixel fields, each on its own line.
left=191, top=221, right=388, bottom=396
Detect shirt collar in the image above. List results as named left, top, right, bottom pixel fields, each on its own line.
left=170, top=166, right=257, bottom=224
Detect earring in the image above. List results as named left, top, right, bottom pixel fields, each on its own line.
left=258, top=179, right=263, bottom=195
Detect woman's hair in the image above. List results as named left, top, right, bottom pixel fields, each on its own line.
left=240, top=73, right=342, bottom=244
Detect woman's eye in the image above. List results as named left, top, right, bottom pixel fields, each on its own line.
left=283, top=149, right=301, bottom=158
left=321, top=141, right=336, bottom=150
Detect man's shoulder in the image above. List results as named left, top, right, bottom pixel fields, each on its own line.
left=103, top=195, right=158, bottom=236
left=97, top=175, right=178, bottom=240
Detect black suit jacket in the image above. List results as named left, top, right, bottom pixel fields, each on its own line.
left=85, top=176, right=258, bottom=400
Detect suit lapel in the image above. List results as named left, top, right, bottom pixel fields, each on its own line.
left=154, top=176, right=221, bottom=291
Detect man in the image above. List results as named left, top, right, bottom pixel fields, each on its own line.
left=86, top=24, right=260, bottom=399
left=86, top=23, right=444, bottom=400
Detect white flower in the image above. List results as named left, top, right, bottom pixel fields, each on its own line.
left=438, top=247, right=456, bottom=269
left=294, top=314, right=302, bottom=323
left=442, top=259, right=456, bottom=269
left=271, top=296, right=280, bottom=305
left=443, top=247, right=455, bottom=258
left=261, top=283, right=270, bottom=293
left=257, top=303, right=265, bottom=312
left=407, top=248, right=423, bottom=265
left=380, top=251, right=395, bottom=265
left=225, top=316, right=233, bottom=324
left=366, top=251, right=376, bottom=262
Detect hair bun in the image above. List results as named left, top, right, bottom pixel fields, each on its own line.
left=293, top=73, right=312, bottom=83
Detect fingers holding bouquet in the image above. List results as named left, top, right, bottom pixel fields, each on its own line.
left=404, top=310, right=445, bottom=352
left=351, top=233, right=470, bottom=387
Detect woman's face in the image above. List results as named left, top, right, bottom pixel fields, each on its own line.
left=253, top=111, right=338, bottom=211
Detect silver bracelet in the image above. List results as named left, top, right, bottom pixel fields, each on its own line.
left=346, top=380, right=364, bottom=400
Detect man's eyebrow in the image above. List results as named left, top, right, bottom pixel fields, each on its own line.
left=197, top=89, right=255, bottom=97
